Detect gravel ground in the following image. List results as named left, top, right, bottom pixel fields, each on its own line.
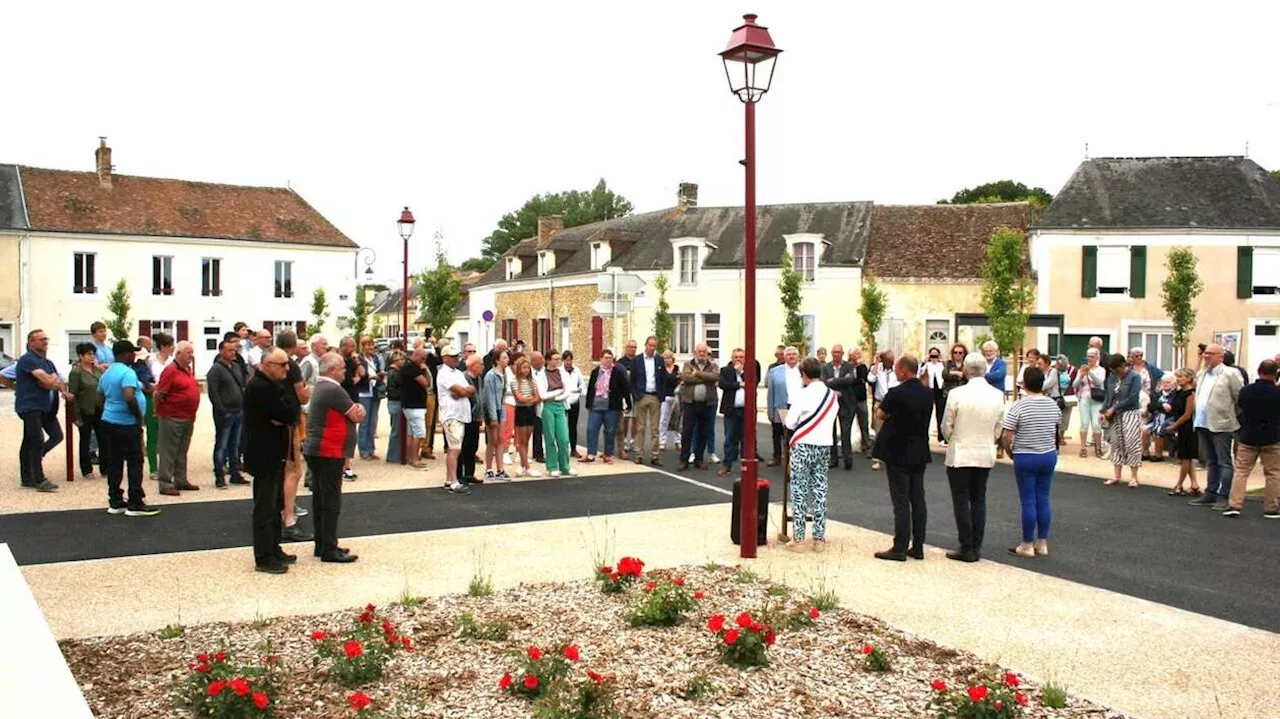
left=60, top=564, right=1130, bottom=719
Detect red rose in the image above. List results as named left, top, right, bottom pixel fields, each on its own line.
left=359, top=611, right=374, bottom=624
left=1004, top=672, right=1020, bottom=688
left=207, top=680, right=225, bottom=697
left=527, top=646, right=543, bottom=661
left=214, top=651, right=227, bottom=663
left=707, top=615, right=726, bottom=633
left=967, top=685, right=988, bottom=702
left=349, top=691, right=372, bottom=709
left=563, top=644, right=580, bottom=662
left=694, top=591, right=705, bottom=600
left=262, top=654, right=280, bottom=665
left=645, top=581, right=656, bottom=593
left=750, top=622, right=763, bottom=633
left=724, top=629, right=741, bottom=645
left=674, top=577, right=685, bottom=586
left=600, top=565, right=612, bottom=574
left=862, top=644, right=874, bottom=655
left=609, top=572, right=620, bottom=581
left=523, top=674, right=539, bottom=690
left=344, top=640, right=363, bottom=659
left=365, top=603, right=376, bottom=613
left=588, top=670, right=605, bottom=684
left=311, top=631, right=326, bottom=641
left=252, top=691, right=269, bottom=710
left=735, top=612, right=754, bottom=628
left=809, top=607, right=820, bottom=619
left=1015, top=692, right=1027, bottom=706
left=230, top=677, right=250, bottom=697
left=382, top=620, right=394, bottom=633
left=499, top=673, right=513, bottom=690
left=931, top=679, right=947, bottom=692
left=195, top=664, right=211, bottom=674
left=994, top=700, right=1004, bottom=711
left=402, top=637, right=413, bottom=651
left=198, top=653, right=210, bottom=663
left=764, top=632, right=776, bottom=645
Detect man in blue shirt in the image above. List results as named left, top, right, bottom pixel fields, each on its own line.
left=90, top=321, right=114, bottom=369
left=16, top=329, right=66, bottom=492
left=98, top=340, right=160, bottom=516
left=982, top=341, right=1007, bottom=393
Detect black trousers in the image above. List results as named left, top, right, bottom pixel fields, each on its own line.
left=306, top=456, right=344, bottom=557
left=532, top=415, right=544, bottom=460
left=460, top=421, right=481, bottom=479
left=681, top=403, right=714, bottom=463
left=832, top=412, right=854, bottom=464
left=932, top=388, right=947, bottom=441
left=102, top=421, right=145, bottom=508
left=566, top=402, right=580, bottom=454
left=18, top=411, right=45, bottom=486
left=77, top=418, right=102, bottom=477
left=770, top=421, right=784, bottom=460
left=855, top=400, right=871, bottom=453
left=251, top=462, right=285, bottom=566
left=885, top=464, right=928, bottom=553
left=946, top=466, right=989, bottom=553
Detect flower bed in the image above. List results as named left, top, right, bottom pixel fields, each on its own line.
left=59, top=565, right=1128, bottom=719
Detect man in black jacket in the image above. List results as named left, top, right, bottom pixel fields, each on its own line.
left=717, top=348, right=748, bottom=477
left=243, top=349, right=297, bottom=574
left=872, top=354, right=933, bottom=562
left=822, top=344, right=862, bottom=470
left=1224, top=359, right=1280, bottom=518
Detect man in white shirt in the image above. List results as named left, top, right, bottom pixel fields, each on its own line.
left=435, top=346, right=474, bottom=494
left=247, top=329, right=272, bottom=373
left=941, top=352, right=1007, bottom=562
left=919, top=347, right=948, bottom=443
left=867, top=349, right=900, bottom=470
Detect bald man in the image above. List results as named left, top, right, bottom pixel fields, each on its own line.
left=155, top=341, right=201, bottom=495
left=243, top=349, right=297, bottom=573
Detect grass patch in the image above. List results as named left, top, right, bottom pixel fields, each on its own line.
left=251, top=612, right=270, bottom=631
left=765, top=584, right=790, bottom=597
left=467, top=572, right=494, bottom=597
left=454, top=612, right=511, bottom=641
left=157, top=623, right=184, bottom=640
left=399, top=585, right=425, bottom=607
left=681, top=673, right=715, bottom=700
left=734, top=568, right=760, bottom=584
left=1041, top=681, right=1068, bottom=709
left=700, top=561, right=722, bottom=571
left=810, top=582, right=839, bottom=611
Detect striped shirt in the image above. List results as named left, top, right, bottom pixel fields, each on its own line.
left=1001, top=395, right=1061, bottom=455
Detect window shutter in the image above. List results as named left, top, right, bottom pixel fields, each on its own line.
left=1238, top=246, right=1254, bottom=299
left=176, top=321, right=189, bottom=342
left=139, top=320, right=152, bottom=340
left=591, top=316, right=603, bottom=360
left=296, top=321, right=306, bottom=337
left=1129, top=246, right=1147, bottom=298
left=513, top=320, right=519, bottom=345
left=544, top=320, right=553, bottom=353
left=1082, top=246, right=1098, bottom=298
left=263, top=320, right=275, bottom=334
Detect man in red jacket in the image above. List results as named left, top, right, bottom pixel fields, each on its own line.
left=156, top=341, right=202, bottom=495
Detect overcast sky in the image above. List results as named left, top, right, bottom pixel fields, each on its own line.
left=4, top=1, right=1277, bottom=280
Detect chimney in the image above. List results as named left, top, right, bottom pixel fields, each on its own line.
left=536, top=214, right=564, bottom=248
left=677, top=182, right=698, bottom=210
left=95, top=137, right=113, bottom=189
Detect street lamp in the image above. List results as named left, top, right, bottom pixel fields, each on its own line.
left=355, top=247, right=377, bottom=279
left=398, top=206, right=416, bottom=465
left=720, top=13, right=781, bottom=559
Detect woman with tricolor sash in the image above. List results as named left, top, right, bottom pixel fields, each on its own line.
left=783, top=357, right=840, bottom=553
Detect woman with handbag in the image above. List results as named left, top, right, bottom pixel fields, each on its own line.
left=1101, top=353, right=1144, bottom=487
left=1162, top=367, right=1201, bottom=496
left=1072, top=348, right=1107, bottom=458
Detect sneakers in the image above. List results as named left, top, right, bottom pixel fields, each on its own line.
left=1008, top=542, right=1035, bottom=558
left=34, top=480, right=58, bottom=492
left=1034, top=539, right=1049, bottom=556
left=525, top=468, right=542, bottom=478
left=1188, top=494, right=1217, bottom=507
left=709, top=453, right=721, bottom=464
left=1264, top=510, right=1280, bottom=519
left=125, top=503, right=161, bottom=517
left=342, top=469, right=358, bottom=481
left=282, top=523, right=314, bottom=541
left=1222, top=507, right=1242, bottom=518
left=549, top=471, right=562, bottom=478
left=1211, top=502, right=1231, bottom=512
left=447, top=483, right=472, bottom=495
left=484, top=470, right=495, bottom=480
left=107, top=505, right=127, bottom=515
left=294, top=504, right=309, bottom=518
left=495, top=470, right=511, bottom=481
left=565, top=468, right=578, bottom=477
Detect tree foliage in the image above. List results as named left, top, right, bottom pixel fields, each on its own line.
left=1271, top=169, right=1280, bottom=180
left=106, top=279, right=132, bottom=341
left=418, top=230, right=462, bottom=340
left=1161, top=246, right=1204, bottom=367
left=348, top=286, right=372, bottom=339
left=476, top=179, right=634, bottom=264
left=651, top=272, right=674, bottom=352
left=941, top=180, right=1054, bottom=211
left=859, top=273, right=888, bottom=357
left=778, top=251, right=808, bottom=357
left=459, top=257, right=493, bottom=273
left=305, top=288, right=330, bottom=339
left=980, top=226, right=1035, bottom=364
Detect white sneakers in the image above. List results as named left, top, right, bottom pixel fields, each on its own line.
left=550, top=471, right=562, bottom=478
left=526, top=468, right=542, bottom=478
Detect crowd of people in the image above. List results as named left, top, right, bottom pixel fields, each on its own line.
left=10, top=320, right=1279, bottom=572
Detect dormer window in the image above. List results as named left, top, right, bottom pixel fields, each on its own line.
left=506, top=257, right=519, bottom=280
left=537, top=251, right=554, bottom=276
left=793, top=242, right=815, bottom=281
left=679, top=246, right=698, bottom=285
left=784, top=233, right=827, bottom=283
left=590, top=243, right=602, bottom=270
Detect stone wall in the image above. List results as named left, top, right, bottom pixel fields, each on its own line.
left=495, top=283, right=616, bottom=358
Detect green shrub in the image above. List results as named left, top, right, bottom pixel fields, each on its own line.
left=626, top=578, right=697, bottom=627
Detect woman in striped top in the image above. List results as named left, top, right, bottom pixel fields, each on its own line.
left=1001, top=366, right=1061, bottom=559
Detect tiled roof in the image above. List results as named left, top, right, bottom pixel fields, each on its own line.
left=11, top=166, right=356, bottom=247
left=1038, top=156, right=1280, bottom=230
left=0, top=165, right=28, bottom=230
left=864, top=203, right=1033, bottom=280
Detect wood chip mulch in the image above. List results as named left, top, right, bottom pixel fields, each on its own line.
left=59, top=564, right=1131, bottom=718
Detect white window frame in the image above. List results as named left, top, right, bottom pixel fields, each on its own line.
left=1253, top=248, right=1280, bottom=296
left=148, top=319, right=177, bottom=340
left=537, top=252, right=549, bottom=276
left=672, top=313, right=696, bottom=355
left=590, top=243, right=602, bottom=271
left=73, top=252, right=97, bottom=295
left=152, top=255, right=174, bottom=295
left=784, top=233, right=826, bottom=283
left=1095, top=246, right=1130, bottom=296
left=506, top=258, right=519, bottom=280
left=201, top=257, right=222, bottom=297
left=678, top=246, right=698, bottom=286
left=559, top=317, right=571, bottom=352
left=274, top=260, right=294, bottom=298
left=793, top=242, right=815, bottom=282
left=66, top=331, right=94, bottom=364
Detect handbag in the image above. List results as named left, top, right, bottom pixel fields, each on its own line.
left=1090, top=387, right=1105, bottom=402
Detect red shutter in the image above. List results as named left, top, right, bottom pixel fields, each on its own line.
left=296, top=321, right=307, bottom=337
left=139, top=320, right=152, bottom=340
left=176, top=320, right=189, bottom=342
left=591, top=316, right=603, bottom=360
left=263, top=320, right=275, bottom=334
left=543, top=319, right=552, bottom=353
left=513, top=320, right=519, bottom=345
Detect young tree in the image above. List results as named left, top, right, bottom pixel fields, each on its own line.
left=348, top=286, right=371, bottom=338
left=418, top=231, right=462, bottom=340
left=1161, top=246, right=1204, bottom=367
left=473, top=179, right=634, bottom=266
left=106, top=279, right=132, bottom=341
left=651, top=271, right=674, bottom=352
left=778, top=251, right=808, bottom=357
left=859, top=273, right=888, bottom=359
left=980, top=226, right=1035, bottom=386
left=305, top=287, right=330, bottom=339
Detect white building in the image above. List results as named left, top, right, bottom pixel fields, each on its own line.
left=0, top=140, right=359, bottom=375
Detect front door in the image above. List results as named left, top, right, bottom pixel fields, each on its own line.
left=1248, top=320, right=1280, bottom=374
left=200, top=323, right=223, bottom=376
left=925, top=319, right=950, bottom=356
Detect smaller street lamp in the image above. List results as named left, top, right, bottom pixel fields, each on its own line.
left=398, top=206, right=416, bottom=465
left=355, top=247, right=377, bottom=279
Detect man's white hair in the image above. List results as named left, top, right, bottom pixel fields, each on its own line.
left=1129, top=347, right=1144, bottom=356
left=494, top=338, right=508, bottom=349
left=175, top=340, right=193, bottom=353
left=783, top=346, right=798, bottom=355
left=319, top=352, right=346, bottom=374
left=309, top=333, right=328, bottom=350
left=982, top=340, right=999, bottom=352
left=1086, top=347, right=1100, bottom=357
left=963, top=352, right=988, bottom=378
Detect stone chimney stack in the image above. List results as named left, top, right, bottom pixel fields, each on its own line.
left=677, top=182, right=698, bottom=210
left=536, top=215, right=564, bottom=248
left=95, top=137, right=113, bottom=189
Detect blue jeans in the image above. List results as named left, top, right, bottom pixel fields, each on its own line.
left=213, top=411, right=244, bottom=482
left=704, top=414, right=717, bottom=457
left=385, top=400, right=402, bottom=463
left=1197, top=428, right=1234, bottom=501
left=722, top=409, right=744, bottom=469
left=586, top=408, right=621, bottom=456
left=358, top=396, right=377, bottom=457
left=1012, top=451, right=1057, bottom=542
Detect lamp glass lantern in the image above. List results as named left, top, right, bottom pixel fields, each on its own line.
left=398, top=207, right=416, bottom=241
left=719, top=14, right=781, bottom=104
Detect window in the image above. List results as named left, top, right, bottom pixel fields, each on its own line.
left=1252, top=248, right=1280, bottom=295
left=146, top=320, right=177, bottom=339
left=457, top=331, right=469, bottom=348
left=201, top=258, right=222, bottom=296
left=702, top=313, right=721, bottom=361
left=73, top=252, right=97, bottom=294
left=1127, top=327, right=1175, bottom=373
left=203, top=325, right=221, bottom=352
left=152, top=255, right=173, bottom=295
left=925, top=319, right=950, bottom=356
left=590, top=243, right=602, bottom=270
left=801, top=314, right=817, bottom=357
left=501, top=318, right=518, bottom=343
left=66, top=331, right=93, bottom=364
left=274, top=261, right=293, bottom=298
left=793, top=242, right=815, bottom=282
left=506, top=258, right=518, bottom=280
left=1096, top=247, right=1130, bottom=295
left=267, top=321, right=303, bottom=341
left=679, top=246, right=699, bottom=285
left=537, top=252, right=548, bottom=276
left=559, top=317, right=571, bottom=352
left=672, top=314, right=695, bottom=355
left=534, top=318, right=551, bottom=353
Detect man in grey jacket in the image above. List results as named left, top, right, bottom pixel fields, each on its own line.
left=207, top=339, right=248, bottom=488
left=1190, top=343, right=1244, bottom=509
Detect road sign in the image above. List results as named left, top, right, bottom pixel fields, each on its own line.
left=596, top=273, right=645, bottom=294
left=482, top=310, right=494, bottom=322
left=591, top=299, right=632, bottom=316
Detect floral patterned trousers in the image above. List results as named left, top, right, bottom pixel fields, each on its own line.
left=789, top=443, right=831, bottom=541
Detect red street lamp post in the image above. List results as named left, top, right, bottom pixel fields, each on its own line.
left=720, top=13, right=781, bottom=559
left=397, top=206, right=416, bottom=465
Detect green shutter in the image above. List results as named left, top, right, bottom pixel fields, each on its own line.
left=1129, top=245, right=1147, bottom=298
left=1082, top=246, right=1098, bottom=298
left=1238, top=246, right=1254, bottom=299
